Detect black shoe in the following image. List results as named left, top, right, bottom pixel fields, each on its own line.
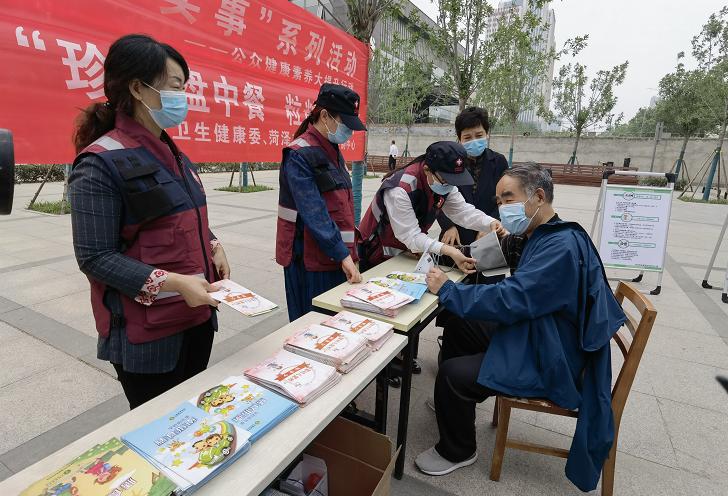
left=388, top=376, right=401, bottom=388
left=390, top=357, right=422, bottom=376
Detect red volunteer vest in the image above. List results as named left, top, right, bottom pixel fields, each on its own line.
left=275, top=126, right=358, bottom=271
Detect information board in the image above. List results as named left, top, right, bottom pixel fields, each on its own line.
left=598, top=185, right=673, bottom=272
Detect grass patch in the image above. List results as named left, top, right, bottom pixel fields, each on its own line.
left=678, top=196, right=728, bottom=205
left=364, top=174, right=381, bottom=179
left=27, top=200, right=70, bottom=214
left=215, top=185, right=274, bottom=193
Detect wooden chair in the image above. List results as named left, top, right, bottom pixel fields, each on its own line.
left=488, top=281, right=657, bottom=496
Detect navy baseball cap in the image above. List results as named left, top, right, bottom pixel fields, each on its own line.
left=424, top=141, right=474, bottom=187
left=314, top=83, right=367, bottom=131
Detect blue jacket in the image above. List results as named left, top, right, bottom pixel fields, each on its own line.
left=438, top=218, right=626, bottom=491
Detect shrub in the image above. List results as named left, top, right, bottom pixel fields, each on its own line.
left=15, top=164, right=67, bottom=183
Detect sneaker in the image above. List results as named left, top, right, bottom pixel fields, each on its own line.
left=415, top=447, right=477, bottom=476
left=425, top=396, right=435, bottom=412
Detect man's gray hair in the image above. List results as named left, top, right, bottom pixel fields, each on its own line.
left=503, top=162, right=554, bottom=203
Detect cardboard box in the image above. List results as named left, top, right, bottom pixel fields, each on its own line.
left=304, top=417, right=399, bottom=496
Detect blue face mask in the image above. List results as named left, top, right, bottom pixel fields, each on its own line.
left=462, top=137, right=488, bottom=157
left=142, top=82, right=188, bottom=129
left=430, top=179, right=455, bottom=196
left=499, top=194, right=540, bottom=235
left=325, top=117, right=353, bottom=144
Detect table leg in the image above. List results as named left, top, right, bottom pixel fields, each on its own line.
left=394, top=331, right=415, bottom=479
left=374, top=368, right=389, bottom=434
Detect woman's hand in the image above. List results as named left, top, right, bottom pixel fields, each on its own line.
left=490, top=220, right=508, bottom=238
left=163, top=273, right=219, bottom=308
left=341, top=255, right=362, bottom=283
left=441, top=245, right=477, bottom=274
left=212, top=244, right=231, bottom=280
left=441, top=226, right=461, bottom=246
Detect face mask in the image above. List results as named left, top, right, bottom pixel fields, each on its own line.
left=499, top=194, right=541, bottom=235
left=324, top=116, right=353, bottom=144
left=462, top=138, right=488, bottom=157
left=142, top=82, right=188, bottom=129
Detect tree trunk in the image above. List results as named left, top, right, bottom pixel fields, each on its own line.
left=703, top=97, right=728, bottom=201
left=569, top=130, right=581, bottom=165
left=459, top=95, right=467, bottom=112
left=508, top=117, right=517, bottom=167
left=29, top=165, right=55, bottom=208
left=674, top=134, right=690, bottom=177
left=405, top=125, right=411, bottom=158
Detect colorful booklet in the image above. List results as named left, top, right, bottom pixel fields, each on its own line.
left=122, top=403, right=251, bottom=494
left=386, top=271, right=428, bottom=285
left=209, top=279, right=278, bottom=317
left=284, top=324, right=371, bottom=373
left=244, top=349, right=341, bottom=405
left=189, top=376, right=298, bottom=443
left=369, top=276, right=428, bottom=300
left=341, top=283, right=414, bottom=317
left=320, top=311, right=394, bottom=351
left=20, top=437, right=176, bottom=496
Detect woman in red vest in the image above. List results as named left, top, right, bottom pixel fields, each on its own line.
left=69, top=35, right=229, bottom=409
left=276, top=84, right=366, bottom=321
left=359, top=141, right=506, bottom=273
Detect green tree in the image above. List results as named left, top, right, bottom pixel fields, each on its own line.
left=551, top=36, right=628, bottom=164
left=655, top=56, right=715, bottom=180
left=691, top=6, right=728, bottom=200
left=482, top=0, right=556, bottom=165
left=368, top=31, right=440, bottom=155
left=345, top=0, right=399, bottom=224
left=431, top=0, right=492, bottom=111
left=608, top=106, right=658, bottom=137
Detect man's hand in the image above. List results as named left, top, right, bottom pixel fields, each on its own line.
left=426, top=267, right=449, bottom=294
left=490, top=220, right=508, bottom=238
left=212, top=244, right=231, bottom=280
left=441, top=245, right=477, bottom=274
left=163, top=273, right=219, bottom=308
left=342, top=255, right=362, bottom=283
left=441, top=226, right=460, bottom=246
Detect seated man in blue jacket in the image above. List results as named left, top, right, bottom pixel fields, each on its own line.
left=415, top=163, right=626, bottom=492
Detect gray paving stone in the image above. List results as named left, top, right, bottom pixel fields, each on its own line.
left=0, top=333, right=67, bottom=388
left=0, top=360, right=121, bottom=454
left=657, top=396, right=728, bottom=483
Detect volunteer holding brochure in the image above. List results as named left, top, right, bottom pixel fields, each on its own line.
left=358, top=141, right=507, bottom=275
left=69, top=35, right=228, bottom=409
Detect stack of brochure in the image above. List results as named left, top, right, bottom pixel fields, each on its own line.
left=189, top=376, right=298, bottom=443
left=368, top=276, right=427, bottom=300
left=244, top=349, right=341, bottom=405
left=209, top=279, right=278, bottom=317
left=284, top=324, right=371, bottom=373
left=386, top=271, right=428, bottom=285
left=321, top=311, right=394, bottom=351
left=20, top=437, right=176, bottom=496
left=341, top=283, right=414, bottom=317
left=122, top=403, right=251, bottom=494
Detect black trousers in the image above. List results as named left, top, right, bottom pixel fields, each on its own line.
left=388, top=155, right=396, bottom=170
left=434, top=315, right=499, bottom=462
left=113, top=320, right=215, bottom=410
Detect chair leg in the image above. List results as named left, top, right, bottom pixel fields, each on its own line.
left=491, top=396, right=499, bottom=427
left=489, top=399, right=512, bottom=481
left=601, top=442, right=617, bottom=496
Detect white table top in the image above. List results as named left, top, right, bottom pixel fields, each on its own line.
left=0, top=312, right=407, bottom=496
left=312, top=255, right=467, bottom=332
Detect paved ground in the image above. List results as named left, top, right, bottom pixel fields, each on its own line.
left=1, top=171, right=728, bottom=495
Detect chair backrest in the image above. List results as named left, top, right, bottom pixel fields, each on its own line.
left=610, top=281, right=657, bottom=427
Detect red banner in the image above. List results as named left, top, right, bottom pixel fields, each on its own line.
left=0, top=0, right=369, bottom=164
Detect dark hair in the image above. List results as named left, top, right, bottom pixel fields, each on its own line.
left=391, top=140, right=395, bottom=144
left=502, top=162, right=554, bottom=203
left=73, top=34, right=190, bottom=153
left=294, top=105, right=339, bottom=139
left=455, top=106, right=490, bottom=138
